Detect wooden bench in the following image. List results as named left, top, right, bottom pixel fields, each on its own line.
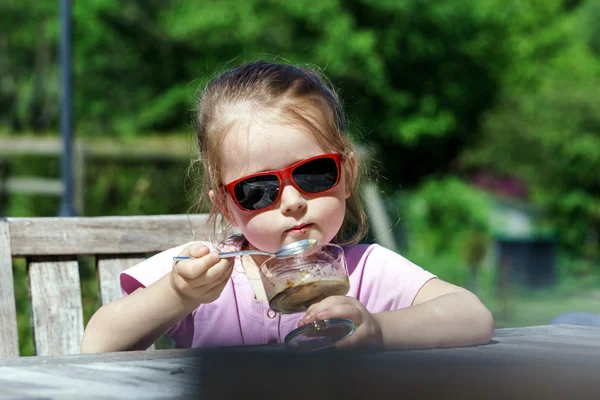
left=0, top=214, right=210, bottom=358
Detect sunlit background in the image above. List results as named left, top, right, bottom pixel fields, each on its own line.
left=1, top=0, right=599, bottom=355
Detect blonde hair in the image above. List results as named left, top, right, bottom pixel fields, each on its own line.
left=192, top=61, right=368, bottom=244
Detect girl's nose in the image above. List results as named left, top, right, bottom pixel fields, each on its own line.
left=279, top=182, right=307, bottom=214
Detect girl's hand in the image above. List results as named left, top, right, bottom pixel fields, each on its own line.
left=298, top=296, right=383, bottom=349
left=170, top=243, right=233, bottom=306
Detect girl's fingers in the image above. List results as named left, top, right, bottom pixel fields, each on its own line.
left=304, top=295, right=347, bottom=314
left=174, top=251, right=220, bottom=279
left=203, top=270, right=233, bottom=298
left=299, top=299, right=376, bottom=349
left=203, top=258, right=232, bottom=283
left=188, top=243, right=211, bottom=258
left=178, top=243, right=211, bottom=258
left=171, top=261, right=233, bottom=300
left=199, top=260, right=234, bottom=288
left=301, top=296, right=355, bottom=324
left=300, top=301, right=360, bottom=327
left=186, top=258, right=232, bottom=287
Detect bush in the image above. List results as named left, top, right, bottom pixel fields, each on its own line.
left=397, top=177, right=494, bottom=288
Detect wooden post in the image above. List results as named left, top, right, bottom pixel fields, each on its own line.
left=356, top=143, right=398, bottom=251
left=58, top=0, right=76, bottom=217
left=362, top=182, right=398, bottom=251
left=0, top=159, right=9, bottom=216
left=498, top=255, right=511, bottom=323
left=0, top=219, right=20, bottom=357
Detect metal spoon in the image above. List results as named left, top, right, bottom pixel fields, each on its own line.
left=172, top=239, right=318, bottom=261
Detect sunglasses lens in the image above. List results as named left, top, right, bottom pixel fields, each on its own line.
left=293, top=157, right=339, bottom=193
left=233, top=175, right=280, bottom=210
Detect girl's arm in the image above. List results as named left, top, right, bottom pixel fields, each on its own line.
left=81, top=244, right=233, bottom=353
left=373, top=278, right=494, bottom=349
left=80, top=273, right=196, bottom=353
left=299, top=278, right=494, bottom=350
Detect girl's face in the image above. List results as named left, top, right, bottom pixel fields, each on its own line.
left=212, top=118, right=351, bottom=255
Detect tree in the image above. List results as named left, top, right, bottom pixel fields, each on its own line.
left=462, top=2, right=600, bottom=257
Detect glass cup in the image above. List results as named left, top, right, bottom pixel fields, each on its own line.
left=258, top=243, right=355, bottom=350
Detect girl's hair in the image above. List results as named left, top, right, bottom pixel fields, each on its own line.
left=193, top=60, right=368, bottom=245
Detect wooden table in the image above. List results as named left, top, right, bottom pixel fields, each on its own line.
left=1, top=324, right=599, bottom=399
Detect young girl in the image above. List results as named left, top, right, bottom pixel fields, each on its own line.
left=81, top=61, right=494, bottom=353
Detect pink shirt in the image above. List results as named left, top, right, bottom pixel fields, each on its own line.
left=120, top=240, right=436, bottom=348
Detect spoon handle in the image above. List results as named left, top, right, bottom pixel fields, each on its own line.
left=218, top=249, right=273, bottom=258
left=172, top=249, right=272, bottom=261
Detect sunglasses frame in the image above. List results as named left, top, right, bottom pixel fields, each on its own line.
left=220, top=153, right=342, bottom=212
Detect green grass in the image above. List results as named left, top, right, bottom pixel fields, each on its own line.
left=495, top=290, right=600, bottom=328
left=478, top=275, right=600, bottom=328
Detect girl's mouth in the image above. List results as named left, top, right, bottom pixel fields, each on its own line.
left=286, top=223, right=312, bottom=235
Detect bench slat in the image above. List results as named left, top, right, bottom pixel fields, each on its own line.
left=0, top=219, right=20, bottom=357
left=28, top=257, right=84, bottom=356
left=5, top=214, right=213, bottom=356
left=97, top=256, right=146, bottom=307
left=97, top=256, right=158, bottom=351
left=9, top=214, right=210, bottom=256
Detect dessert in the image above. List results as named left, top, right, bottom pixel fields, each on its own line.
left=267, top=276, right=350, bottom=313
left=260, top=253, right=350, bottom=314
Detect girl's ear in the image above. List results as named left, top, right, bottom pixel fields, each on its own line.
left=209, top=189, right=239, bottom=227
left=343, top=151, right=358, bottom=199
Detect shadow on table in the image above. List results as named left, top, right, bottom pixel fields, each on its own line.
left=192, top=346, right=600, bottom=400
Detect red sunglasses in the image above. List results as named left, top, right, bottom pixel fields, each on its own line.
left=221, top=153, right=341, bottom=211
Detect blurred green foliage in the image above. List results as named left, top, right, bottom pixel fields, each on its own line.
left=397, top=177, right=494, bottom=288
left=3, top=0, right=598, bottom=259
left=84, top=159, right=192, bottom=216
left=2, top=0, right=598, bottom=271
left=2, top=154, right=194, bottom=217
left=403, top=178, right=492, bottom=256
